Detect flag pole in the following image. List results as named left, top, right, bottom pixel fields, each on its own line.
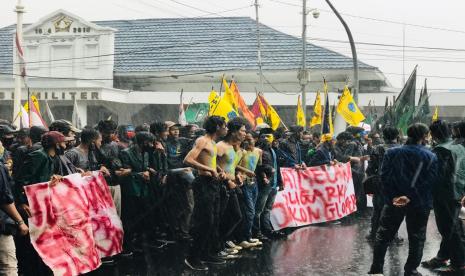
left=27, top=86, right=31, bottom=127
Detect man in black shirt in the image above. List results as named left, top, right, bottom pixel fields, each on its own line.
left=164, top=121, right=195, bottom=240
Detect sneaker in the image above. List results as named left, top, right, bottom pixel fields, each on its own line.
left=434, top=264, right=465, bottom=273
left=185, top=258, right=208, bottom=271
left=119, top=250, right=133, bottom=258
left=101, top=257, right=115, bottom=266
left=226, top=241, right=242, bottom=251
left=201, top=255, right=226, bottom=265
left=222, top=254, right=240, bottom=259
left=238, top=240, right=256, bottom=249
left=248, top=239, right=263, bottom=246
left=421, top=257, right=448, bottom=269
left=225, top=248, right=239, bottom=255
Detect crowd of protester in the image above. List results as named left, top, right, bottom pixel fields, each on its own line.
left=0, top=116, right=465, bottom=275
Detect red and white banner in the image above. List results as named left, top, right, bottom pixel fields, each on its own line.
left=24, top=172, right=123, bottom=276
left=271, top=162, right=357, bottom=230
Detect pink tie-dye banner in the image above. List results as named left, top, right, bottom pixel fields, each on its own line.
left=24, top=172, right=123, bottom=276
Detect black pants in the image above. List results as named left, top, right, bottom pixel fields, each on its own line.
left=165, top=170, right=195, bottom=237
left=369, top=192, right=384, bottom=236
left=220, top=188, right=242, bottom=244
left=433, top=199, right=465, bottom=267
left=370, top=205, right=430, bottom=274
left=188, top=176, right=221, bottom=260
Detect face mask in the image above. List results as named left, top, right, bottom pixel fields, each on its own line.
left=1, top=137, right=14, bottom=149
left=265, top=134, right=274, bottom=144
left=55, top=145, right=65, bottom=155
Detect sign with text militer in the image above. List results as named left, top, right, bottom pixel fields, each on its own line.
left=0, top=89, right=100, bottom=100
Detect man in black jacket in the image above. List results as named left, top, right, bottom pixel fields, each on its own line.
left=365, top=126, right=400, bottom=240
left=254, top=128, right=285, bottom=239
left=368, top=123, right=438, bottom=276
left=421, top=120, right=465, bottom=273
left=0, top=161, right=28, bottom=276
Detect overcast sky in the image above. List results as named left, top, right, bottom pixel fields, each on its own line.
left=1, top=0, right=465, bottom=90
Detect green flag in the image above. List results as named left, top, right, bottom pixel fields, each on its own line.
left=413, top=79, right=430, bottom=123
left=393, top=66, right=417, bottom=134
left=185, top=103, right=209, bottom=124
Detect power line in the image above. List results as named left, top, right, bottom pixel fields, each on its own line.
left=267, top=0, right=465, bottom=35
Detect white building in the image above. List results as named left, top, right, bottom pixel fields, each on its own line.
left=0, top=9, right=462, bottom=125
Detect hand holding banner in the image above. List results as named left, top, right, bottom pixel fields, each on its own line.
left=271, top=162, right=357, bottom=230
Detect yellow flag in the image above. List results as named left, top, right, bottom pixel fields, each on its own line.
left=208, top=90, right=238, bottom=121
left=310, top=91, right=322, bottom=127
left=296, top=95, right=306, bottom=127
left=222, top=78, right=238, bottom=113
left=432, top=106, right=439, bottom=122
left=24, top=94, right=40, bottom=113
left=336, top=86, right=365, bottom=126
left=260, top=95, right=281, bottom=130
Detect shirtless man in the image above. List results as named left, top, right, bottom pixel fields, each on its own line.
left=215, top=118, right=250, bottom=256
left=183, top=116, right=227, bottom=271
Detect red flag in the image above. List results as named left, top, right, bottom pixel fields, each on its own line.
left=230, top=81, right=255, bottom=127
left=15, top=33, right=26, bottom=78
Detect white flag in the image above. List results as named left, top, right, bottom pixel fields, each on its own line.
left=20, top=106, right=29, bottom=128
left=29, top=99, right=47, bottom=127
left=45, top=100, right=55, bottom=122
left=72, top=98, right=82, bottom=129
left=178, top=91, right=187, bottom=126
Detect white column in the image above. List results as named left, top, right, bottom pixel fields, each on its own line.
left=13, top=0, right=25, bottom=127
left=76, top=101, right=87, bottom=127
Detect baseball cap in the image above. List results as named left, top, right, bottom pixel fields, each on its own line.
left=165, top=121, right=181, bottom=129
left=42, top=131, right=75, bottom=145
left=0, top=124, right=18, bottom=138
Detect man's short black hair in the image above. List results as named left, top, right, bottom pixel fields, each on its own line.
left=135, top=124, right=150, bottom=133
left=150, top=121, right=168, bottom=135
left=80, top=127, right=100, bottom=145
left=49, top=120, right=71, bottom=135
left=203, top=116, right=226, bottom=135
left=97, top=119, right=117, bottom=134
left=429, top=120, right=451, bottom=142
left=406, top=123, right=429, bottom=145
left=30, top=126, right=48, bottom=144
left=134, top=131, right=155, bottom=146
left=382, top=126, right=399, bottom=141
left=336, top=131, right=353, bottom=141
left=226, top=117, right=248, bottom=137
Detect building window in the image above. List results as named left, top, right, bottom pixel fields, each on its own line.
left=86, top=27, right=90, bottom=33
left=39, top=28, right=42, bottom=34
left=73, top=28, right=76, bottom=33
left=78, top=27, right=81, bottom=33
left=85, top=44, right=98, bottom=69
left=48, top=28, right=51, bottom=34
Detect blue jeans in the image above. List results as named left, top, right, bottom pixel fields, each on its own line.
left=253, top=184, right=277, bottom=235
left=240, top=179, right=258, bottom=241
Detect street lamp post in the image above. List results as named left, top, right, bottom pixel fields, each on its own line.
left=299, top=0, right=319, bottom=127
left=324, top=0, right=359, bottom=103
